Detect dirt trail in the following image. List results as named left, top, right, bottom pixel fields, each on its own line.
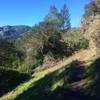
left=41, top=48, right=96, bottom=74
left=41, top=48, right=96, bottom=91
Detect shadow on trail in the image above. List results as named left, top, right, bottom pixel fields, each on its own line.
left=48, top=87, right=100, bottom=100
left=15, top=60, right=100, bottom=100
left=87, top=57, right=100, bottom=96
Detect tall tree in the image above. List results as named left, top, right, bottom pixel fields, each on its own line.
left=61, top=4, right=71, bottom=30
left=44, top=5, right=63, bottom=30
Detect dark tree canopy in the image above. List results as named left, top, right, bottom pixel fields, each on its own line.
left=0, top=39, right=23, bottom=67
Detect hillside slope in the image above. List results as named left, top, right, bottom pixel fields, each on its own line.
left=0, top=25, right=31, bottom=40
left=0, top=48, right=97, bottom=100
left=83, top=15, right=100, bottom=50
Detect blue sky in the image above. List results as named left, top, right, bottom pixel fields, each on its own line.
left=0, top=0, right=90, bottom=27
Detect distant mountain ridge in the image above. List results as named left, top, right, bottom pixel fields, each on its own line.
left=0, top=25, right=31, bottom=40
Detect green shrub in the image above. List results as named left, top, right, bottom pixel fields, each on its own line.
left=86, top=58, right=100, bottom=96
left=64, top=37, right=89, bottom=56
left=0, top=39, right=24, bottom=68
left=93, top=29, right=100, bottom=55
left=0, top=67, right=30, bottom=96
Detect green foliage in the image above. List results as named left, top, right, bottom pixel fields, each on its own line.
left=11, top=61, right=73, bottom=100
left=0, top=67, right=30, bottom=96
left=0, top=2, right=100, bottom=100
left=8, top=60, right=92, bottom=100
left=84, top=0, right=100, bottom=18
left=16, top=25, right=89, bottom=74
left=44, top=5, right=64, bottom=30
left=0, top=39, right=24, bottom=68
left=64, top=36, right=89, bottom=56
left=44, top=4, right=71, bottom=31
left=86, top=58, right=100, bottom=96
left=13, top=5, right=89, bottom=74
left=93, top=28, right=100, bottom=54
left=16, top=16, right=64, bottom=73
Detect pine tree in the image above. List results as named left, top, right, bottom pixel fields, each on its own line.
left=61, top=4, right=71, bottom=30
